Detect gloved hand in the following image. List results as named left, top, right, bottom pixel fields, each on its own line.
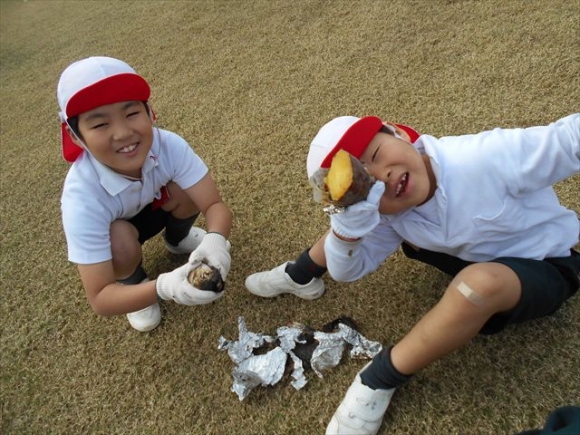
left=156, top=263, right=223, bottom=305
left=330, top=180, right=385, bottom=239
left=189, top=232, right=231, bottom=281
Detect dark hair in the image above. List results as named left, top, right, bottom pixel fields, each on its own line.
left=66, top=116, right=81, bottom=139
left=379, top=125, right=394, bottom=135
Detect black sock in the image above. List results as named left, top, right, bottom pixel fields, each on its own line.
left=117, top=263, right=148, bottom=285
left=285, top=248, right=327, bottom=285
left=360, top=346, right=413, bottom=390
left=164, top=213, right=199, bottom=246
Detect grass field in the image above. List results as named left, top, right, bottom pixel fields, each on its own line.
left=1, top=1, right=579, bottom=434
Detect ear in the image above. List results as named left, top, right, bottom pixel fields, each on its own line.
left=65, top=125, right=84, bottom=147
left=384, top=121, right=412, bottom=143
left=146, top=103, right=157, bottom=122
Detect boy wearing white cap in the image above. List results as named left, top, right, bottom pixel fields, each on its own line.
left=246, top=114, right=580, bottom=434
left=58, top=56, right=232, bottom=332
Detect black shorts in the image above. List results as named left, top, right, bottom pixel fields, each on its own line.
left=128, top=203, right=170, bottom=245
left=401, top=243, right=580, bottom=335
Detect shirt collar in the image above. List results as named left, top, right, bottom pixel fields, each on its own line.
left=88, top=129, right=160, bottom=196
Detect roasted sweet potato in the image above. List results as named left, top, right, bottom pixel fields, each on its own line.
left=310, top=149, right=374, bottom=207
left=188, top=261, right=225, bottom=292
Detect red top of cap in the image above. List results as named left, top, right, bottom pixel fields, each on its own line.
left=60, top=72, right=150, bottom=163
left=65, top=73, right=150, bottom=118
left=319, top=116, right=384, bottom=169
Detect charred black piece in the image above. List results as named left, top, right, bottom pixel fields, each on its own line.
left=187, top=261, right=225, bottom=292
left=321, top=316, right=359, bottom=333
left=290, top=317, right=359, bottom=369
left=292, top=326, right=318, bottom=370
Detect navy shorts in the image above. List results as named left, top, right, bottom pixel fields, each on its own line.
left=401, top=243, right=580, bottom=335
left=128, top=203, right=170, bottom=245
left=127, top=186, right=172, bottom=244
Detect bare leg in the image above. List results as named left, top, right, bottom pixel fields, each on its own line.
left=162, top=181, right=200, bottom=217
left=110, top=219, right=142, bottom=280
left=326, top=262, right=524, bottom=434
left=391, top=262, right=522, bottom=374
left=307, top=231, right=329, bottom=267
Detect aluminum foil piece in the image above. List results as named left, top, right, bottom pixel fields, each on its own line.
left=322, top=204, right=346, bottom=215
left=312, top=331, right=346, bottom=375
left=287, top=351, right=307, bottom=390
left=218, top=317, right=275, bottom=365
left=218, top=316, right=383, bottom=401
left=308, top=171, right=346, bottom=215
left=231, top=347, right=287, bottom=400
left=339, top=322, right=384, bottom=359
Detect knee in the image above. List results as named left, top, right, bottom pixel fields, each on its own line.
left=455, top=265, right=503, bottom=299
left=447, top=263, right=521, bottom=312
left=110, top=220, right=141, bottom=277
left=164, top=182, right=198, bottom=216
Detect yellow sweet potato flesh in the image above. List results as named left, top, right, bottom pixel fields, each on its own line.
left=323, top=150, right=373, bottom=207
left=325, top=150, right=354, bottom=202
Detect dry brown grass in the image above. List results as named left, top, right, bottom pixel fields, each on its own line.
left=1, top=1, right=579, bottom=434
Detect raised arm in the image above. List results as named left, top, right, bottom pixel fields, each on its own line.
left=501, top=113, right=579, bottom=193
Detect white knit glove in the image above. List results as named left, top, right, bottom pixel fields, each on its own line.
left=189, top=232, right=231, bottom=281
left=156, top=263, right=223, bottom=305
left=330, top=181, right=385, bottom=239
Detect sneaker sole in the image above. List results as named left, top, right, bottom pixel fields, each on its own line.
left=128, top=321, right=160, bottom=332
left=245, top=281, right=325, bottom=300
left=126, top=304, right=161, bottom=332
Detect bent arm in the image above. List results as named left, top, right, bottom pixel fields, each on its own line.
left=184, top=173, right=232, bottom=238
left=324, top=218, right=402, bottom=282
left=78, top=261, right=158, bottom=317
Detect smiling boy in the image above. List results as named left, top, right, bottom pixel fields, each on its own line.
left=246, top=115, right=580, bottom=434
left=58, top=56, right=232, bottom=332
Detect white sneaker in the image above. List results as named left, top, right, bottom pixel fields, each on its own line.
left=126, top=303, right=161, bottom=332
left=164, top=227, right=207, bottom=254
left=326, top=363, right=396, bottom=435
left=245, top=262, right=325, bottom=300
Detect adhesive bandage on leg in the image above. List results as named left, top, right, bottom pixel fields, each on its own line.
left=456, top=281, right=485, bottom=306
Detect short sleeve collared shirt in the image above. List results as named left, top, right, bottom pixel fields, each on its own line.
left=61, top=128, right=208, bottom=264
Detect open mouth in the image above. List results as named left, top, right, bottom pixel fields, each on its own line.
left=118, top=143, right=138, bottom=154
left=395, top=173, right=409, bottom=197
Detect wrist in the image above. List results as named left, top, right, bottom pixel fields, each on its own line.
left=201, top=232, right=228, bottom=250
left=331, top=230, right=361, bottom=242
left=330, top=230, right=362, bottom=245
left=325, top=230, right=362, bottom=261
left=155, top=275, right=171, bottom=301
left=330, top=221, right=363, bottom=240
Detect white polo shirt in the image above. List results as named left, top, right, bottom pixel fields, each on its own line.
left=326, top=113, right=580, bottom=282
left=61, top=128, right=208, bottom=265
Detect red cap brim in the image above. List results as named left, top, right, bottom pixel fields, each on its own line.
left=319, top=116, right=384, bottom=169
left=65, top=73, right=150, bottom=119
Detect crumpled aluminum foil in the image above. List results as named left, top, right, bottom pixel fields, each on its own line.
left=218, top=316, right=383, bottom=401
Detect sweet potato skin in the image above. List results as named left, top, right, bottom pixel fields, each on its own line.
left=310, top=150, right=374, bottom=207
left=188, top=261, right=225, bottom=292
left=329, top=152, right=374, bottom=206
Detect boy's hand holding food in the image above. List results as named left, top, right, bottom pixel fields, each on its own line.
left=156, top=263, right=224, bottom=305
left=189, top=233, right=231, bottom=281
left=310, top=149, right=385, bottom=240
left=330, top=180, right=385, bottom=240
